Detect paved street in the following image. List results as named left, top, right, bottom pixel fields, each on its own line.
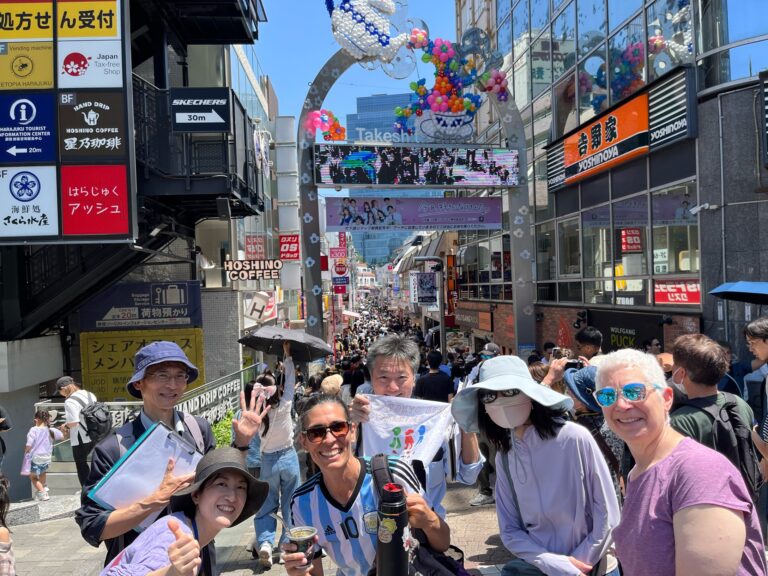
left=11, top=482, right=512, bottom=576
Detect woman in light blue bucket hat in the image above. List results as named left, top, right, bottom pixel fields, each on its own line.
left=452, top=355, right=620, bottom=576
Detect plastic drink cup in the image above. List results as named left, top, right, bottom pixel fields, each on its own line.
left=287, top=526, right=317, bottom=568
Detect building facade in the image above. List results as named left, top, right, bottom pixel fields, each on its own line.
left=455, top=0, right=768, bottom=359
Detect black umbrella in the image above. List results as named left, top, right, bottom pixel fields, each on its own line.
left=709, top=282, right=768, bottom=306
left=238, top=326, right=333, bottom=362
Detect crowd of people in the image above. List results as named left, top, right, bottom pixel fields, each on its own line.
left=2, top=305, right=768, bottom=576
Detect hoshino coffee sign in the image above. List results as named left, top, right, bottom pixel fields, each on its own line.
left=224, top=259, right=283, bottom=280
left=546, top=66, right=697, bottom=192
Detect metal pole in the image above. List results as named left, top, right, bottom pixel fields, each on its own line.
left=414, top=256, right=446, bottom=355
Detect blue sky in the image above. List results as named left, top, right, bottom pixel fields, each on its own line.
left=257, top=0, right=457, bottom=123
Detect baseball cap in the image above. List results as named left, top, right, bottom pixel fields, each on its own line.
left=56, top=376, right=75, bottom=391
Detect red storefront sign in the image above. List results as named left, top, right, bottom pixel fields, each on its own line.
left=333, top=285, right=347, bottom=294
left=654, top=280, right=701, bottom=305
left=330, top=247, right=347, bottom=259
left=60, top=165, right=129, bottom=236
left=245, top=234, right=266, bottom=260
left=338, top=232, right=347, bottom=248
left=620, top=228, right=643, bottom=253
left=334, top=260, right=348, bottom=276
left=279, top=234, right=300, bottom=260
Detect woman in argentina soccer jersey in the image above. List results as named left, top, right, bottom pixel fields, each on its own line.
left=283, top=394, right=450, bottom=576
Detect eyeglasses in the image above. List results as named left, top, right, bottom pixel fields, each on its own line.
left=302, top=420, right=352, bottom=443
left=147, top=372, right=190, bottom=384
left=479, top=389, right=521, bottom=404
left=592, top=383, right=664, bottom=408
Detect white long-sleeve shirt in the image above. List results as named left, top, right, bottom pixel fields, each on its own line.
left=260, top=357, right=296, bottom=454
left=495, top=421, right=620, bottom=576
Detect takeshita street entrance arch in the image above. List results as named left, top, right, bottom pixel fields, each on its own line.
left=298, top=15, right=535, bottom=354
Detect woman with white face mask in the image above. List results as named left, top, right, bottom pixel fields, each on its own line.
left=452, top=356, right=621, bottom=576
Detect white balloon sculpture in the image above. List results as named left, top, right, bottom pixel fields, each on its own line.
left=328, top=0, right=408, bottom=63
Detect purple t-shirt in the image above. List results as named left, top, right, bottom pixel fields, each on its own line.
left=614, top=437, right=766, bottom=576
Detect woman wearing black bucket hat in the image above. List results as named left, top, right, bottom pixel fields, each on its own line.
left=100, top=447, right=268, bottom=576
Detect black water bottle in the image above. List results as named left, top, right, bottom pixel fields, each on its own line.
left=375, top=482, right=409, bottom=576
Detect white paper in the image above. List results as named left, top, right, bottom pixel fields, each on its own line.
left=361, top=395, right=453, bottom=464
left=89, top=422, right=202, bottom=531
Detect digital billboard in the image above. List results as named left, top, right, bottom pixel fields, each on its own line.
left=313, top=144, right=519, bottom=188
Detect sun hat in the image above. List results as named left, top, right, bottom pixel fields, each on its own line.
left=126, top=341, right=199, bottom=398
left=563, top=365, right=601, bottom=413
left=452, top=355, right=573, bottom=433
left=170, top=447, right=269, bottom=526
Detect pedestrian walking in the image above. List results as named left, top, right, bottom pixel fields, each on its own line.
left=254, top=341, right=301, bottom=569
left=23, top=410, right=63, bottom=501
left=0, top=474, right=13, bottom=576
left=56, top=376, right=98, bottom=488
left=452, top=355, right=621, bottom=576
left=0, top=406, right=12, bottom=472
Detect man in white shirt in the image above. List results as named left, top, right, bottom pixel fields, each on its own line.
left=57, top=376, right=97, bottom=488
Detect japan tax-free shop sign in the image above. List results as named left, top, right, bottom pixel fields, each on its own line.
left=0, top=0, right=136, bottom=245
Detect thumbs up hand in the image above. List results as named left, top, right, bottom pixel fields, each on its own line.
left=166, top=518, right=202, bottom=576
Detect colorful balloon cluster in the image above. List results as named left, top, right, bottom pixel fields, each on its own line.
left=393, top=28, right=508, bottom=133
left=304, top=109, right=346, bottom=141
left=610, top=41, right=645, bottom=101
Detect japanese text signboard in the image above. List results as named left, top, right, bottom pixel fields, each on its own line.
left=79, top=281, right=203, bottom=331
left=0, top=0, right=135, bottom=245
left=80, top=327, right=205, bottom=401
left=620, top=228, right=643, bottom=253
left=58, top=91, right=126, bottom=158
left=0, top=93, right=57, bottom=162
left=0, top=165, right=58, bottom=237
left=563, top=94, right=649, bottom=185
left=245, top=234, right=265, bottom=260
left=279, top=234, right=300, bottom=261
left=654, top=280, right=701, bottom=305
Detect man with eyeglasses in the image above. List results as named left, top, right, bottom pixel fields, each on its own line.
left=76, top=341, right=268, bottom=565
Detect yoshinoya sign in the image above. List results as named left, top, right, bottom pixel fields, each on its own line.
left=58, top=91, right=126, bottom=159
left=0, top=93, right=57, bottom=163
left=547, top=67, right=697, bottom=192
left=224, top=258, right=283, bottom=281
left=170, top=87, right=231, bottom=133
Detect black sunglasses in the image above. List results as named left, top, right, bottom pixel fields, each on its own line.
left=302, top=420, right=352, bottom=443
left=479, top=389, right=521, bottom=404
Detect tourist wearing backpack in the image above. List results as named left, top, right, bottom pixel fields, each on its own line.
left=57, top=376, right=100, bottom=488
left=670, top=334, right=761, bottom=501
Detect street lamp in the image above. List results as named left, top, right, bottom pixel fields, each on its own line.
left=414, top=256, right=446, bottom=355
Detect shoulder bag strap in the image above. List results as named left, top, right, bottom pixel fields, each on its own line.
left=585, top=421, right=622, bottom=481
left=182, top=412, right=205, bottom=453
left=499, top=447, right=528, bottom=534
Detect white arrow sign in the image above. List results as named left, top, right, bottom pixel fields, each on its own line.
left=6, top=146, right=29, bottom=157
left=175, top=109, right=225, bottom=124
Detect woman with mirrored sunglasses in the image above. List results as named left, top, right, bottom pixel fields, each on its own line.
left=595, top=349, right=766, bottom=576
left=452, top=356, right=620, bottom=576
left=283, top=394, right=450, bottom=576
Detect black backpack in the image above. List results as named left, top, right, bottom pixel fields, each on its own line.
left=72, top=393, right=112, bottom=444
left=678, top=392, right=761, bottom=501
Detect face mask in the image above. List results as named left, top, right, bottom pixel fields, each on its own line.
left=670, top=368, right=684, bottom=387
left=485, top=396, right=532, bottom=429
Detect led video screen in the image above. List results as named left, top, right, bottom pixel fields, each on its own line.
left=313, top=144, right=519, bottom=188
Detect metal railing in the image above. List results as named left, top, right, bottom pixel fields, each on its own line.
left=35, top=365, right=259, bottom=462
left=131, top=73, right=261, bottom=210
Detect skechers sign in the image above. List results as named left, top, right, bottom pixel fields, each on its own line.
left=170, top=88, right=231, bottom=133
left=546, top=67, right=696, bottom=192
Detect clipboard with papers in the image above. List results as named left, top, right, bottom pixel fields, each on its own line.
left=88, top=421, right=203, bottom=532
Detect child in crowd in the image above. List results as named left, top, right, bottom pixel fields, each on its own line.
left=0, top=474, right=13, bottom=576
left=22, top=410, right=62, bottom=501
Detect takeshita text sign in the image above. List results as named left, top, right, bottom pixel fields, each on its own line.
left=563, top=93, right=649, bottom=185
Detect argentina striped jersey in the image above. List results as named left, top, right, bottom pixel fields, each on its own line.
left=290, top=456, right=422, bottom=576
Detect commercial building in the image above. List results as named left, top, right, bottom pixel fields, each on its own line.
left=455, top=0, right=768, bottom=359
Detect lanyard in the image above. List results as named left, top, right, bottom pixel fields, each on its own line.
left=190, top=518, right=209, bottom=576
